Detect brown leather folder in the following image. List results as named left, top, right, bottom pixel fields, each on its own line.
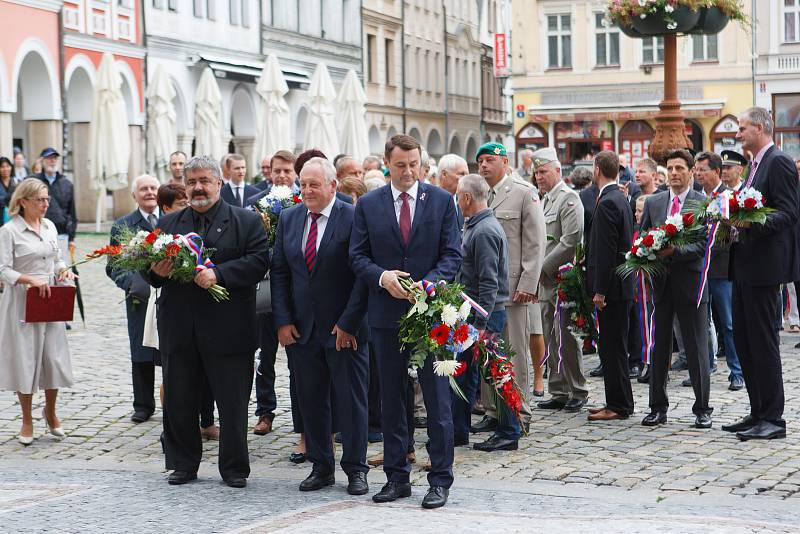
left=25, top=286, right=76, bottom=323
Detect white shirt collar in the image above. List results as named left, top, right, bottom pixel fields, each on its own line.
left=598, top=181, right=617, bottom=197
left=307, top=194, right=337, bottom=218
left=669, top=187, right=690, bottom=204
left=139, top=207, right=160, bottom=222
left=390, top=180, right=419, bottom=202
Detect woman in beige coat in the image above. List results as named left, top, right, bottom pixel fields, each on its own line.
left=0, top=178, right=77, bottom=445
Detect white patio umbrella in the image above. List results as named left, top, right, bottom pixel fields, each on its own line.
left=254, top=54, right=291, bottom=162
left=88, top=52, right=130, bottom=231
left=336, top=69, right=369, bottom=163
left=194, top=67, right=223, bottom=159
left=303, top=63, right=339, bottom=158
left=146, top=64, right=176, bottom=183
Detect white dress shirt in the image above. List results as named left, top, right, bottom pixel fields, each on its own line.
left=667, top=188, right=690, bottom=217
left=301, top=195, right=337, bottom=253
left=139, top=207, right=160, bottom=227
left=390, top=180, right=419, bottom=224
left=230, top=181, right=246, bottom=206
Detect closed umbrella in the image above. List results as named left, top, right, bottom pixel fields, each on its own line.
left=254, top=54, right=291, bottom=161
left=303, top=63, right=339, bottom=158
left=194, top=67, right=223, bottom=159
left=88, top=52, right=130, bottom=231
left=146, top=64, right=176, bottom=183
left=337, top=69, right=370, bottom=163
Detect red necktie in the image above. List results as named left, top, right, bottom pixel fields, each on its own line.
left=304, top=212, right=321, bottom=273
left=670, top=195, right=681, bottom=216
left=399, top=192, right=411, bottom=245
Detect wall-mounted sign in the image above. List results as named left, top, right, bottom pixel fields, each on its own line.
left=494, top=33, right=509, bottom=77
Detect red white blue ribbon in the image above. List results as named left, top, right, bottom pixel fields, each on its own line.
left=177, top=232, right=215, bottom=273
left=459, top=291, right=490, bottom=319
left=637, top=271, right=655, bottom=365
left=696, top=220, right=719, bottom=308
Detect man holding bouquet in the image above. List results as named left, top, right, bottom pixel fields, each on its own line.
left=146, top=156, right=269, bottom=488
left=350, top=134, right=462, bottom=509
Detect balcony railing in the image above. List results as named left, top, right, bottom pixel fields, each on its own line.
left=768, top=53, right=800, bottom=74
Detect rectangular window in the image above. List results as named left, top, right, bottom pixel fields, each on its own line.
left=367, top=34, right=377, bottom=83
left=642, top=36, right=664, bottom=64
left=230, top=0, right=240, bottom=25
left=594, top=13, right=619, bottom=67
left=167, top=0, right=178, bottom=11
left=385, top=38, right=395, bottom=85
left=207, top=0, right=215, bottom=20
left=153, top=0, right=164, bottom=8
left=785, top=0, right=800, bottom=42
left=194, top=0, right=203, bottom=17
left=241, top=0, right=249, bottom=27
left=692, top=34, right=718, bottom=62
left=547, top=14, right=572, bottom=69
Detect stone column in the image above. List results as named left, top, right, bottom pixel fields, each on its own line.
left=112, top=125, right=142, bottom=218
left=0, top=113, right=12, bottom=157
left=232, top=136, right=257, bottom=180
left=69, top=122, right=95, bottom=223
left=27, top=120, right=63, bottom=163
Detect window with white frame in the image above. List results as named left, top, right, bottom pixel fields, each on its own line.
left=692, top=34, right=718, bottom=62
left=241, top=0, right=249, bottom=27
left=547, top=14, right=572, bottom=68
left=595, top=13, right=619, bottom=67
left=167, top=0, right=178, bottom=12
left=230, top=0, right=240, bottom=25
left=785, top=0, right=800, bottom=42
left=153, top=0, right=164, bottom=8
left=642, top=36, right=664, bottom=64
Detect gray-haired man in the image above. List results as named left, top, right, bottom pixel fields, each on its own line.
left=146, top=156, right=270, bottom=487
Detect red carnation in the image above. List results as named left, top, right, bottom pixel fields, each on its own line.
left=557, top=289, right=568, bottom=300
left=641, top=234, right=655, bottom=247
left=165, top=243, right=181, bottom=257
left=430, top=324, right=451, bottom=346
left=145, top=229, right=161, bottom=245
left=743, top=197, right=757, bottom=210
left=630, top=245, right=639, bottom=255
left=452, top=361, right=467, bottom=377
left=575, top=316, right=586, bottom=328
left=664, top=223, right=678, bottom=237
left=682, top=213, right=694, bottom=226
left=729, top=198, right=739, bottom=213
left=452, top=324, right=469, bottom=344
left=293, top=195, right=301, bottom=203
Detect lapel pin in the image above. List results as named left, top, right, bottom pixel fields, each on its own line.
left=420, top=192, right=426, bottom=201
left=217, top=228, right=221, bottom=232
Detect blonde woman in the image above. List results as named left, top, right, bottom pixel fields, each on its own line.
left=0, top=178, right=76, bottom=445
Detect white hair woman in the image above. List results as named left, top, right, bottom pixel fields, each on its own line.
left=0, top=178, right=77, bottom=445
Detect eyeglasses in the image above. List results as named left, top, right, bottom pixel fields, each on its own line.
left=26, top=197, right=50, bottom=204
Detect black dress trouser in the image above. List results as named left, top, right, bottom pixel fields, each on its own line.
left=596, top=300, right=635, bottom=416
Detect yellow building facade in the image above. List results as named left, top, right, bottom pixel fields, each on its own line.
left=510, top=1, right=754, bottom=166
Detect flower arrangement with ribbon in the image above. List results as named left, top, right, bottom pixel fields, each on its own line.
left=252, top=185, right=302, bottom=246
left=67, top=227, right=229, bottom=301
left=473, top=333, right=526, bottom=428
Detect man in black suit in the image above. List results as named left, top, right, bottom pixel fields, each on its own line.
left=724, top=107, right=800, bottom=440
left=220, top=154, right=258, bottom=208
left=271, top=157, right=369, bottom=495
left=147, top=156, right=269, bottom=487
left=585, top=151, right=635, bottom=422
left=436, top=154, right=468, bottom=231
left=107, top=174, right=161, bottom=423
left=639, top=149, right=712, bottom=429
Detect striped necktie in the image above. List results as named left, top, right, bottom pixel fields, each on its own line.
left=305, top=212, right=321, bottom=273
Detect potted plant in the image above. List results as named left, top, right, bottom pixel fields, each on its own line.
left=606, top=0, right=747, bottom=36
left=690, top=1, right=748, bottom=34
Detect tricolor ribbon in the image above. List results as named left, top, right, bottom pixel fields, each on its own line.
left=177, top=232, right=215, bottom=273
left=459, top=291, right=490, bottom=319
left=696, top=220, right=719, bottom=308
left=637, top=271, right=655, bottom=365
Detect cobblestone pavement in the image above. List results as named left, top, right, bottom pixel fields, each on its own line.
left=1, top=233, right=799, bottom=532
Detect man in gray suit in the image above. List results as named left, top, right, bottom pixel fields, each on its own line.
left=639, top=149, right=713, bottom=429
left=531, top=147, right=587, bottom=413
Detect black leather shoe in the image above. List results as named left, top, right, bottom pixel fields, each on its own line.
left=168, top=470, right=197, bottom=485
left=694, top=414, right=712, bottom=429
left=225, top=477, right=247, bottom=488
left=421, top=486, right=449, bottom=509
left=589, top=364, right=604, bottom=377
left=347, top=472, right=369, bottom=495
left=131, top=411, right=151, bottom=424
left=628, top=365, right=640, bottom=379
left=289, top=452, right=307, bottom=464
left=536, top=398, right=566, bottom=410
left=737, top=420, right=786, bottom=441
left=470, top=415, right=497, bottom=433
left=641, top=411, right=667, bottom=426
left=721, top=415, right=758, bottom=433
left=372, top=481, right=412, bottom=503
left=473, top=434, right=518, bottom=452
left=299, top=470, right=334, bottom=491
left=564, top=398, right=587, bottom=413
left=681, top=377, right=692, bottom=387
left=637, top=364, right=650, bottom=383
left=413, top=416, right=427, bottom=429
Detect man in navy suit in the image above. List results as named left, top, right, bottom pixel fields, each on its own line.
left=350, top=134, right=462, bottom=509
left=107, top=174, right=161, bottom=423
left=220, top=154, right=258, bottom=208
left=724, top=107, right=800, bottom=440
left=271, top=157, right=370, bottom=495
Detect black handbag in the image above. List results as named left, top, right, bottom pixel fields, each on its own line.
left=255, top=273, right=271, bottom=314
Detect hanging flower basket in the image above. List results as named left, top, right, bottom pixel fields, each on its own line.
left=689, top=6, right=730, bottom=34
left=632, top=6, right=701, bottom=35
left=619, top=21, right=645, bottom=38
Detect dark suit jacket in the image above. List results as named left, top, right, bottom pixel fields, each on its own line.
left=706, top=183, right=731, bottom=280
left=143, top=201, right=270, bottom=355
left=35, top=172, right=77, bottom=240
left=221, top=182, right=259, bottom=208
left=730, top=145, right=800, bottom=286
left=452, top=194, right=465, bottom=231
left=246, top=188, right=352, bottom=208
left=271, top=199, right=367, bottom=345
left=106, top=209, right=158, bottom=363
left=639, top=189, right=708, bottom=304
left=254, top=179, right=270, bottom=192
left=579, top=183, right=599, bottom=233
left=586, top=185, right=634, bottom=301
left=349, top=181, right=463, bottom=329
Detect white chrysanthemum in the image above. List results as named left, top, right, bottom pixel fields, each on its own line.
left=457, top=301, right=472, bottom=321
left=664, top=214, right=684, bottom=231
left=737, top=187, right=764, bottom=209
left=440, top=304, right=458, bottom=327
left=706, top=200, right=721, bottom=216
left=267, top=185, right=294, bottom=201
left=152, top=235, right=173, bottom=253
left=433, top=359, right=460, bottom=377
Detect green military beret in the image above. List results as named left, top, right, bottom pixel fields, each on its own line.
left=475, top=142, right=507, bottom=161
